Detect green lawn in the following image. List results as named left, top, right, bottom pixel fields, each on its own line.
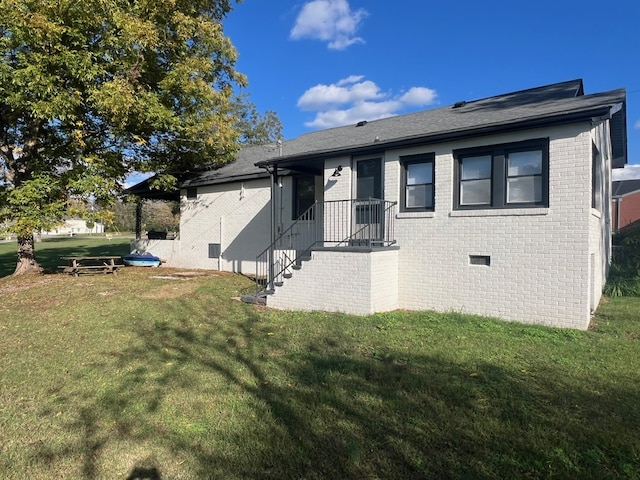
left=0, top=249, right=638, bottom=479
left=0, top=235, right=132, bottom=278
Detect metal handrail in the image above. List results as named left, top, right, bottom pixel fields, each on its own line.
left=329, top=198, right=397, bottom=247
left=255, top=202, right=317, bottom=293
left=255, top=198, right=396, bottom=294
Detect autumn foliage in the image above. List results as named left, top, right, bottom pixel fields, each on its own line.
left=0, top=0, right=248, bottom=273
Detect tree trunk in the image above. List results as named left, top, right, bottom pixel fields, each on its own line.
left=13, top=234, right=43, bottom=275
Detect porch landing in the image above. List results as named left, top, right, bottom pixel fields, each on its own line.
left=255, top=246, right=399, bottom=316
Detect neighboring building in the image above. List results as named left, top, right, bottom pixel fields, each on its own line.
left=131, top=79, right=627, bottom=330
left=611, top=180, right=640, bottom=231
left=42, top=219, right=105, bottom=236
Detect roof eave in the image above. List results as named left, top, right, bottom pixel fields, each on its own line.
left=180, top=171, right=270, bottom=188
left=124, top=176, right=180, bottom=201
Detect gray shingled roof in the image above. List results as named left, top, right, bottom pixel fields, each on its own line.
left=180, top=143, right=272, bottom=188
left=180, top=79, right=626, bottom=188
left=613, top=180, right=640, bottom=197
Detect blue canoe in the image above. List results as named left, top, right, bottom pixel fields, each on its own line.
left=122, top=253, right=162, bottom=267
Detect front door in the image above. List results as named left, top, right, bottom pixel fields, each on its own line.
left=353, top=158, right=383, bottom=245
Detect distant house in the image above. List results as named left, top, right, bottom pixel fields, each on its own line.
left=42, top=219, right=104, bottom=236
left=130, top=79, right=627, bottom=330
left=612, top=180, right=640, bottom=231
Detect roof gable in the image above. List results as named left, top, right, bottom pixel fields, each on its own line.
left=613, top=179, right=640, bottom=197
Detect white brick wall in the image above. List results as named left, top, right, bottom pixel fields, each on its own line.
left=371, top=249, right=399, bottom=311
left=130, top=238, right=180, bottom=265
left=148, top=178, right=271, bottom=274
left=588, top=120, right=614, bottom=313
left=324, top=157, right=352, bottom=202
left=268, top=248, right=399, bottom=315
left=387, top=125, right=598, bottom=329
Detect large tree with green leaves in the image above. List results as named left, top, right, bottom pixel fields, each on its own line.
left=233, top=94, right=283, bottom=146
left=0, top=0, right=251, bottom=275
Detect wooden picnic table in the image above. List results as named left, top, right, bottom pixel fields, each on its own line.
left=59, top=256, right=123, bottom=276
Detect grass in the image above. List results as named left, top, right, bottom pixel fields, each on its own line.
left=0, top=235, right=132, bottom=278
left=0, top=239, right=639, bottom=479
left=604, top=264, right=640, bottom=297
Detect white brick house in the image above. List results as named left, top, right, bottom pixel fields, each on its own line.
left=130, top=79, right=627, bottom=329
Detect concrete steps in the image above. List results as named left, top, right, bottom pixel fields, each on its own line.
left=242, top=253, right=313, bottom=306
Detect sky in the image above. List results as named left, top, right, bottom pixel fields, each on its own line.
left=221, top=0, right=640, bottom=181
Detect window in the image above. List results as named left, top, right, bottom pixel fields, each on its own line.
left=506, top=150, right=543, bottom=204
left=592, top=143, right=601, bottom=210
left=186, top=187, right=197, bottom=199
left=454, top=139, right=548, bottom=209
left=400, top=154, right=434, bottom=211
left=460, top=155, right=492, bottom=206
left=292, top=175, right=315, bottom=219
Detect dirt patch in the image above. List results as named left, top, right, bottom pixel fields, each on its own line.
left=141, top=270, right=218, bottom=299
left=141, top=282, right=200, bottom=300
left=149, top=271, right=215, bottom=279
left=0, top=275, right=63, bottom=296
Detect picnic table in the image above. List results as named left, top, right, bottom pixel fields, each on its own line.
left=59, top=256, right=123, bottom=276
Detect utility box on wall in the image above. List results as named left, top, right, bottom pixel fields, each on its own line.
left=208, top=243, right=221, bottom=258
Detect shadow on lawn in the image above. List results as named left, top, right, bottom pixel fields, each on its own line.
left=0, top=236, right=130, bottom=277
left=53, top=300, right=640, bottom=479
left=125, top=466, right=162, bottom=480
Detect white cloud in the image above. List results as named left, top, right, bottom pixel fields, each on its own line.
left=337, top=75, right=364, bottom=86
left=400, top=87, right=438, bottom=106
left=304, top=101, right=401, bottom=129
left=613, top=164, right=640, bottom=181
left=298, top=76, right=438, bottom=129
left=290, top=0, right=368, bottom=50
left=297, top=77, right=383, bottom=110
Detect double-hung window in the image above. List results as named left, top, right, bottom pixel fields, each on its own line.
left=459, top=155, right=492, bottom=206
left=455, top=139, right=549, bottom=209
left=400, top=153, right=435, bottom=211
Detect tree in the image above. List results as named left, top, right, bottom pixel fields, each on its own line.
left=111, top=199, right=137, bottom=233
left=142, top=200, right=179, bottom=233
left=234, top=94, right=283, bottom=146
left=0, top=0, right=248, bottom=274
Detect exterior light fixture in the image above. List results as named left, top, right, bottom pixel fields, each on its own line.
left=331, top=166, right=343, bottom=177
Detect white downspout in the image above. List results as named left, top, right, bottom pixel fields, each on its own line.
left=219, top=216, right=223, bottom=271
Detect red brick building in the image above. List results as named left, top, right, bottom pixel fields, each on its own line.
left=612, top=180, right=640, bottom=231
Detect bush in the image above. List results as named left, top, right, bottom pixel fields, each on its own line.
left=604, top=264, right=640, bottom=297
left=606, top=224, right=640, bottom=297
left=613, top=223, right=640, bottom=267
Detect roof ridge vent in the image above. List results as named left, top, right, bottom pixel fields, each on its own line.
left=355, top=120, right=368, bottom=127
left=452, top=101, right=467, bottom=109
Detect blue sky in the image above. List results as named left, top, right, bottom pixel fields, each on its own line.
left=222, top=0, right=640, bottom=180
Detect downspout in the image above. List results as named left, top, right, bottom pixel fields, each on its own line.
left=268, top=165, right=278, bottom=291
left=279, top=177, right=284, bottom=235
left=218, top=217, right=223, bottom=271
